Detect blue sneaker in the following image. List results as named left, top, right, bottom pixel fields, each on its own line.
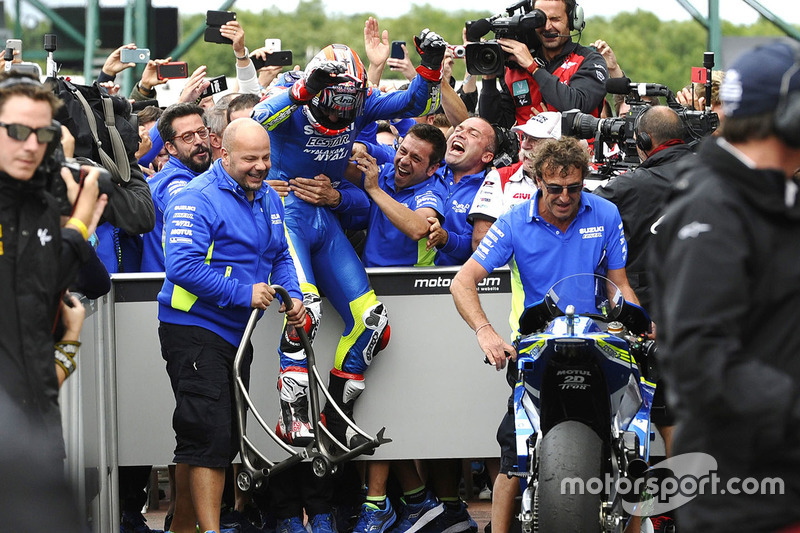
left=353, top=501, right=396, bottom=533
left=309, top=513, right=337, bottom=533
left=390, top=492, right=443, bottom=533
left=277, top=516, right=307, bottom=533
left=421, top=501, right=477, bottom=533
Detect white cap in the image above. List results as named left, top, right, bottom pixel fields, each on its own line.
left=511, top=111, right=562, bottom=140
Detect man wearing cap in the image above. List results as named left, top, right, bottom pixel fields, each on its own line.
left=650, top=39, right=800, bottom=532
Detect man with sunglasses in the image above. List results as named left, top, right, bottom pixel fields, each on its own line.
left=141, top=102, right=212, bottom=272
left=0, top=73, right=105, bottom=466
left=452, top=136, right=638, bottom=367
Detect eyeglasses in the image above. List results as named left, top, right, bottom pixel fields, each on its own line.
left=0, top=122, right=59, bottom=144
left=541, top=181, right=583, bottom=195
left=171, top=126, right=210, bottom=144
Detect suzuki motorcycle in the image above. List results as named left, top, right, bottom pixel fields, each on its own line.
left=511, top=273, right=656, bottom=532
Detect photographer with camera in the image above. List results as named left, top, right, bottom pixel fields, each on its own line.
left=0, top=72, right=107, bottom=466
left=475, top=0, right=607, bottom=127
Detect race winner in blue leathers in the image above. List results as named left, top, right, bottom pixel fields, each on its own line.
left=251, top=32, right=445, bottom=446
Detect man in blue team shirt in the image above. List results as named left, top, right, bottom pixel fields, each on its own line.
left=349, top=123, right=448, bottom=267
left=427, top=116, right=498, bottom=265
left=141, top=103, right=212, bottom=272
left=157, top=118, right=306, bottom=533
left=451, top=136, right=638, bottom=367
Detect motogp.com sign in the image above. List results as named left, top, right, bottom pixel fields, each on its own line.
left=561, top=453, right=785, bottom=515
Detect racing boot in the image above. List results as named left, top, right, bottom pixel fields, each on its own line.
left=322, top=369, right=370, bottom=451
left=276, top=368, right=314, bottom=446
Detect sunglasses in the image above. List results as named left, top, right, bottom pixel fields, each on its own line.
left=172, top=126, right=210, bottom=144
left=0, top=122, right=59, bottom=144
left=541, top=181, right=582, bottom=195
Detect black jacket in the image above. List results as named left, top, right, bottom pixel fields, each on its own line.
left=594, top=142, right=695, bottom=311
left=0, top=170, right=91, bottom=458
left=649, top=137, right=800, bottom=532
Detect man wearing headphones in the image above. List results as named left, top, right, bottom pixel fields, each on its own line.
left=481, top=0, right=608, bottom=126
left=594, top=105, right=693, bottom=312
left=650, top=39, right=800, bottom=532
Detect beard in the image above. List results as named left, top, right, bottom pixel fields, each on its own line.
left=183, top=145, right=211, bottom=173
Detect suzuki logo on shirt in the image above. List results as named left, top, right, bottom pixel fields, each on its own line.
left=37, top=228, right=52, bottom=246
left=451, top=200, right=470, bottom=213
left=579, top=225, right=604, bottom=239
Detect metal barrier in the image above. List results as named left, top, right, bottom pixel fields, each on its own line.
left=64, top=266, right=515, bottom=531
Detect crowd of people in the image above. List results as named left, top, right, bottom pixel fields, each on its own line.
left=1, top=0, right=800, bottom=532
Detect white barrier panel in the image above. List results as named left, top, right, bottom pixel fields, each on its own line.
left=65, top=267, right=515, bottom=530
left=110, top=266, right=514, bottom=466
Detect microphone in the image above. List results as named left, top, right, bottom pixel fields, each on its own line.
left=465, top=18, right=494, bottom=42
left=606, top=76, right=672, bottom=97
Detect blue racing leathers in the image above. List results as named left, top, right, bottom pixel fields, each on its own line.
left=251, top=73, right=440, bottom=378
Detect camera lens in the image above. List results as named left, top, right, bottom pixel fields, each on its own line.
left=479, top=48, right=498, bottom=64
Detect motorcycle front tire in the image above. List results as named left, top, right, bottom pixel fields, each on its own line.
left=537, top=420, right=603, bottom=532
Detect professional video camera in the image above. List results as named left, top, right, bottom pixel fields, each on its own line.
left=464, top=0, right=545, bottom=76
left=562, top=75, right=719, bottom=176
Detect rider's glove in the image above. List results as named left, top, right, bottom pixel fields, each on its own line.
left=290, top=61, right=348, bottom=104
left=414, top=28, right=446, bottom=82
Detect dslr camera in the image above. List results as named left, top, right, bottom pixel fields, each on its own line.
left=464, top=0, right=546, bottom=76
left=562, top=77, right=719, bottom=175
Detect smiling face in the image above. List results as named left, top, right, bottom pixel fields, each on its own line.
left=165, top=114, right=211, bottom=174
left=533, top=0, right=571, bottom=58
left=444, top=117, right=495, bottom=176
left=0, top=95, right=53, bottom=181
left=222, top=119, right=271, bottom=200
left=393, top=133, right=439, bottom=189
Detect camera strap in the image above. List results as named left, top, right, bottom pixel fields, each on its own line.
left=67, top=81, right=131, bottom=183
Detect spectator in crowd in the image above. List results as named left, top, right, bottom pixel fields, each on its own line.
left=352, top=123, right=448, bottom=267
left=344, top=123, right=449, bottom=532
left=157, top=117, right=305, bottom=533
left=140, top=103, right=212, bottom=273
left=0, top=72, right=106, bottom=473
left=479, top=0, right=608, bottom=126
left=649, top=39, right=800, bottom=533
left=427, top=116, right=497, bottom=266
left=227, top=93, right=261, bottom=122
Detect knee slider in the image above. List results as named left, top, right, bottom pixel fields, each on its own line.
left=361, top=302, right=390, bottom=363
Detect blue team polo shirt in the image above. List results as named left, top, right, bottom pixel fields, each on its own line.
left=473, top=190, right=627, bottom=312
left=435, top=165, right=488, bottom=266
left=362, top=164, right=448, bottom=267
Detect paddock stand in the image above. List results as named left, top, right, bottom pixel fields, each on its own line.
left=233, top=285, right=391, bottom=493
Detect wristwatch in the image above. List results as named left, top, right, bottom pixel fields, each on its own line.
left=235, top=46, right=249, bottom=61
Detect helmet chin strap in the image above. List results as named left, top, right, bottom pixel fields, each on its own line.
left=304, top=105, right=351, bottom=136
